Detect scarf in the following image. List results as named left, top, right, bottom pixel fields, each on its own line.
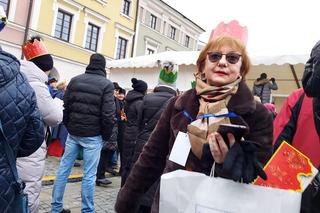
left=187, top=76, right=241, bottom=159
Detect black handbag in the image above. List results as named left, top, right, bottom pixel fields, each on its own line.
left=0, top=120, right=29, bottom=213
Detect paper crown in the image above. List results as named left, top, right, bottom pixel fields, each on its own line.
left=22, top=39, right=49, bottom=61
left=209, top=20, right=248, bottom=45
left=159, top=62, right=178, bottom=84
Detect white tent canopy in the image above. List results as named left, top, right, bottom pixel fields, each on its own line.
left=106, top=50, right=308, bottom=92
left=106, top=50, right=309, bottom=68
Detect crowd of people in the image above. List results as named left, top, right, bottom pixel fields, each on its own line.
left=0, top=6, right=319, bottom=213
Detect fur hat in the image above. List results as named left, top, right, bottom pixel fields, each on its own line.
left=158, top=61, right=178, bottom=90
left=131, top=78, right=147, bottom=93
left=86, top=53, right=106, bottom=70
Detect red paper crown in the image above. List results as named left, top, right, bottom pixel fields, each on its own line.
left=22, top=39, right=49, bottom=61
left=209, top=20, right=248, bottom=45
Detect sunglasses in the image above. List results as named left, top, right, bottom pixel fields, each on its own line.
left=207, top=51, right=242, bottom=64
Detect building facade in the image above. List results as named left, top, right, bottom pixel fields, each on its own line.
left=133, top=0, right=205, bottom=56
left=0, top=0, right=137, bottom=81
left=0, top=0, right=29, bottom=58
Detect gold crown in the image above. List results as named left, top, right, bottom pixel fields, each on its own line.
left=209, top=20, right=248, bottom=45
left=22, top=39, right=49, bottom=61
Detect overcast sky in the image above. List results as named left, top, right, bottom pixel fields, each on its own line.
left=162, top=0, right=320, bottom=55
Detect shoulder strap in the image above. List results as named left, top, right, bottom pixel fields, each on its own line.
left=259, top=85, right=265, bottom=98
left=142, top=98, right=170, bottom=132
left=274, top=92, right=305, bottom=149
left=313, top=97, right=320, bottom=137
left=292, top=93, right=305, bottom=125
left=0, top=120, right=22, bottom=190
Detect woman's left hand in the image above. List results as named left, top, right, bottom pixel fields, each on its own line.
left=208, top=132, right=236, bottom=163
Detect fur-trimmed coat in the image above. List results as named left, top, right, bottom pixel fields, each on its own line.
left=115, top=80, right=273, bottom=213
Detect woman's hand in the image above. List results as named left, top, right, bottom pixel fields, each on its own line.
left=208, top=132, right=236, bottom=163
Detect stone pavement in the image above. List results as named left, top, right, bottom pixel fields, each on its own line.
left=39, top=156, right=120, bottom=213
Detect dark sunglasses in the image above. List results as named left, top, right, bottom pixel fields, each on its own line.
left=207, top=51, right=242, bottom=64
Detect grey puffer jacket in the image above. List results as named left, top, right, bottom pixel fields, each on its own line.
left=0, top=50, right=44, bottom=213
left=252, top=78, right=278, bottom=103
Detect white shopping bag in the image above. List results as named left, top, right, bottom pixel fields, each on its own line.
left=159, top=170, right=302, bottom=213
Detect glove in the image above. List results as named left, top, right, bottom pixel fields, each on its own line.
left=222, top=140, right=267, bottom=183
left=241, top=141, right=267, bottom=183
left=270, top=77, right=275, bottom=82
left=223, top=142, right=245, bottom=182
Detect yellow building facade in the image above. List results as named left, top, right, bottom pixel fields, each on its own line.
left=30, top=0, right=137, bottom=80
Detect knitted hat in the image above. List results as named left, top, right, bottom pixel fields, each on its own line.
left=86, top=53, right=106, bottom=70
left=0, top=6, right=7, bottom=32
left=23, top=36, right=53, bottom=72
left=30, top=54, right=54, bottom=72
left=131, top=78, right=147, bottom=93
left=158, top=61, right=178, bottom=90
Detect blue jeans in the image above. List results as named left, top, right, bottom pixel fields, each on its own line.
left=51, top=134, right=103, bottom=213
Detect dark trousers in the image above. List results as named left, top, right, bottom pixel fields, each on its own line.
left=96, top=149, right=114, bottom=179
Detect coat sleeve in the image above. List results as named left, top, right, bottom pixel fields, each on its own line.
left=115, top=97, right=175, bottom=213
left=245, top=103, right=274, bottom=165
left=35, top=82, right=63, bottom=127
left=101, top=82, right=116, bottom=141
left=17, top=83, right=45, bottom=157
left=273, top=89, right=304, bottom=150
left=268, top=81, right=278, bottom=90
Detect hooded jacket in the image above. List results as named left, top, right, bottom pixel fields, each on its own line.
left=252, top=78, right=278, bottom=103
left=0, top=50, right=44, bottom=212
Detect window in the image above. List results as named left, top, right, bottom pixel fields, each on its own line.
left=170, top=26, right=176, bottom=40
left=85, top=23, right=100, bottom=52
left=0, top=0, right=10, bottom=15
left=116, top=37, right=128, bottom=59
left=185, top=35, right=190, bottom=47
left=122, top=0, right=131, bottom=16
left=150, top=14, right=157, bottom=30
left=54, top=10, right=73, bottom=42
left=147, top=48, right=154, bottom=55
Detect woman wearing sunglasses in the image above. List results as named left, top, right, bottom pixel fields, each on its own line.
left=115, top=36, right=273, bottom=213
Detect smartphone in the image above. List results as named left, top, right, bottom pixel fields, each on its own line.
left=217, top=124, right=249, bottom=147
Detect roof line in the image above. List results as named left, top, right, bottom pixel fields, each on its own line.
left=159, top=0, right=205, bottom=32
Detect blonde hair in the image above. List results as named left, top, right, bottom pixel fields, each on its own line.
left=57, top=81, right=67, bottom=90
left=196, top=36, right=251, bottom=79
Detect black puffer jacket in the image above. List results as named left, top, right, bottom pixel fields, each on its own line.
left=130, top=86, right=176, bottom=207
left=63, top=66, right=115, bottom=141
left=0, top=50, right=44, bottom=212
left=121, top=90, right=145, bottom=186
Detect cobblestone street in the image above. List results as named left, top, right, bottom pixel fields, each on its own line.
left=39, top=156, right=120, bottom=213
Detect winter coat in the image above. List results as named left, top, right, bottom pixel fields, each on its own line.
left=63, top=66, right=115, bottom=141
left=121, top=90, right=145, bottom=185
left=129, top=86, right=176, bottom=208
left=273, top=88, right=320, bottom=167
left=252, top=78, right=278, bottom=103
left=0, top=50, right=44, bottom=212
left=115, top=80, right=273, bottom=213
left=16, top=60, right=63, bottom=213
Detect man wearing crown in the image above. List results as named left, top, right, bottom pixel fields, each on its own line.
left=16, top=36, right=63, bottom=213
